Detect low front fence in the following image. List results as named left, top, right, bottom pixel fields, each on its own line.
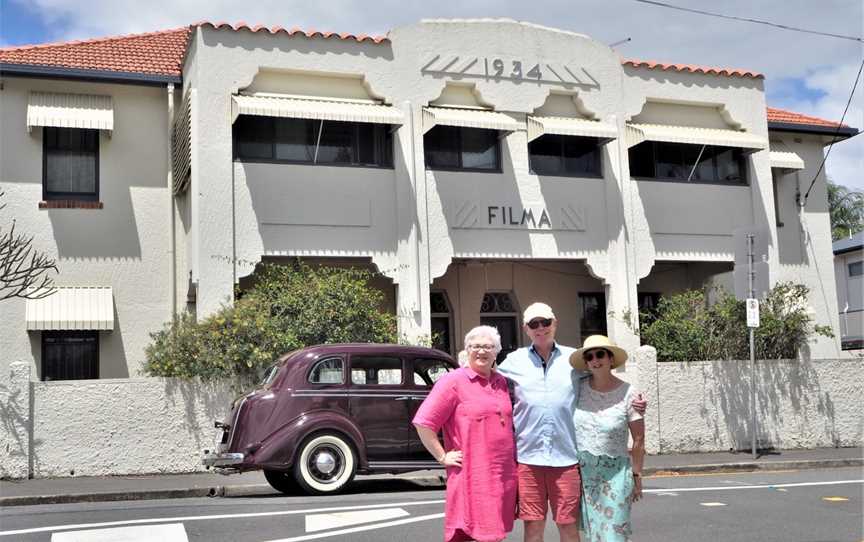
left=1, top=364, right=242, bottom=479
left=2, top=350, right=861, bottom=479
left=633, top=348, right=862, bottom=454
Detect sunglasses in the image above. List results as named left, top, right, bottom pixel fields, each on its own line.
left=583, top=349, right=611, bottom=362
left=527, top=318, right=553, bottom=330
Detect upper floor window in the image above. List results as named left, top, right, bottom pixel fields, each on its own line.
left=43, top=127, right=99, bottom=201
left=529, top=135, right=602, bottom=177
left=424, top=126, right=500, bottom=172
left=849, top=261, right=863, bottom=278
left=629, top=141, right=748, bottom=184
left=233, top=116, right=394, bottom=168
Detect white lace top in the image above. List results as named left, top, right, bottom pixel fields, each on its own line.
left=573, top=379, right=643, bottom=458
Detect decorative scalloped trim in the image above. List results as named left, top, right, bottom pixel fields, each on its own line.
left=196, top=21, right=389, bottom=44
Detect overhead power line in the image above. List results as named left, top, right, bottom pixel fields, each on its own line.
left=634, top=0, right=864, bottom=42
left=802, top=56, right=864, bottom=205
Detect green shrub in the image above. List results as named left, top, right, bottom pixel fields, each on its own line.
left=144, top=262, right=397, bottom=379
left=640, top=282, right=833, bottom=362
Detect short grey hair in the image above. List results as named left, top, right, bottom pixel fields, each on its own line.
left=464, top=325, right=502, bottom=354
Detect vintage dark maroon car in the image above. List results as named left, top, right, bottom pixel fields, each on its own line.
left=203, top=343, right=456, bottom=494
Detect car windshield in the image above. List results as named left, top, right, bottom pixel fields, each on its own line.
left=260, top=364, right=280, bottom=387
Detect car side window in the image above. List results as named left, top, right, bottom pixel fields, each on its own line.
left=413, top=358, right=453, bottom=388
left=350, top=356, right=403, bottom=386
left=308, top=357, right=344, bottom=384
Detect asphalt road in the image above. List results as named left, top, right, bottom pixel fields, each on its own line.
left=1, top=467, right=861, bottom=542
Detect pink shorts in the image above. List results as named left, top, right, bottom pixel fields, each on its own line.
left=517, top=463, right=582, bottom=525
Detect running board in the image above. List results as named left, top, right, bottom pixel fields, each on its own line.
left=367, top=461, right=440, bottom=470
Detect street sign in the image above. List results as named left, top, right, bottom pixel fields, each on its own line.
left=746, top=298, right=760, bottom=327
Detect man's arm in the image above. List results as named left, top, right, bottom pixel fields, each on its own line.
left=631, top=392, right=647, bottom=415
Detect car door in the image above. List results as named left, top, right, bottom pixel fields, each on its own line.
left=407, top=356, right=455, bottom=460
left=348, top=354, right=411, bottom=461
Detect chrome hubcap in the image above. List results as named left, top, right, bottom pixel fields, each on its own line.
left=314, top=451, right=337, bottom=474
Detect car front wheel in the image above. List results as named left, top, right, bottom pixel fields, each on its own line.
left=293, top=432, right=356, bottom=495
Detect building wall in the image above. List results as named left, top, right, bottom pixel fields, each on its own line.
left=0, top=77, right=174, bottom=379
left=834, top=248, right=863, bottom=346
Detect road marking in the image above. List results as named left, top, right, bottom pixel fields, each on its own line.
left=648, top=469, right=797, bottom=478
left=822, top=496, right=849, bottom=502
left=305, top=508, right=409, bottom=532
left=264, top=512, right=445, bottom=542
left=51, top=523, right=187, bottom=542
left=699, top=502, right=727, bottom=507
left=643, top=479, right=863, bottom=494
left=0, top=499, right=445, bottom=537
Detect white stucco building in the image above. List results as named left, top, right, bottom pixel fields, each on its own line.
left=834, top=232, right=863, bottom=351
left=1, top=19, right=858, bottom=381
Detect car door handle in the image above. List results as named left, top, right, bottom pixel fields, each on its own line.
left=394, top=396, right=412, bottom=401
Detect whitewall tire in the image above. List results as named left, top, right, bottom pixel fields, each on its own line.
left=293, top=432, right=357, bottom=495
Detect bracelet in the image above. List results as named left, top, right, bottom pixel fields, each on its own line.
left=437, top=452, right=447, bottom=463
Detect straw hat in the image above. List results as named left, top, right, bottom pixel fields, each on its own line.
left=569, top=335, right=628, bottom=370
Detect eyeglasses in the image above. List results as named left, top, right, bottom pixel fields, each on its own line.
left=527, top=318, right=553, bottom=330
left=468, top=344, right=495, bottom=352
left=583, top=349, right=611, bottom=362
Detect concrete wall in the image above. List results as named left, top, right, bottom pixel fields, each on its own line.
left=1, top=363, right=240, bottom=478
left=2, top=348, right=859, bottom=478
left=635, top=347, right=862, bottom=454
left=0, top=77, right=174, bottom=380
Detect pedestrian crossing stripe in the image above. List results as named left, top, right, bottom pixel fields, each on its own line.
left=51, top=523, right=187, bottom=542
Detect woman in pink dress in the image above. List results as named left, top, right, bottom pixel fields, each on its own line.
left=413, top=325, right=518, bottom=542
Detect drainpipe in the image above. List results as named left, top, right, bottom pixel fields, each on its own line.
left=167, top=83, right=177, bottom=316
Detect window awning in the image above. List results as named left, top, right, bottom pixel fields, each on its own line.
left=27, top=92, right=114, bottom=132
left=422, top=106, right=523, bottom=134
left=526, top=116, right=618, bottom=143
left=231, top=95, right=403, bottom=125
left=25, top=287, right=114, bottom=331
left=769, top=150, right=805, bottom=170
left=625, top=123, right=767, bottom=153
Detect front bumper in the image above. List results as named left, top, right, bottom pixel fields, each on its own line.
left=202, top=451, right=245, bottom=468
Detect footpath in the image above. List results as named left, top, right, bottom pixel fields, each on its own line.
left=1, top=447, right=861, bottom=507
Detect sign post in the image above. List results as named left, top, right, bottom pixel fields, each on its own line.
left=746, top=234, right=759, bottom=459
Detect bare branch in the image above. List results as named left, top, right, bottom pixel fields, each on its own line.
left=0, top=191, right=59, bottom=301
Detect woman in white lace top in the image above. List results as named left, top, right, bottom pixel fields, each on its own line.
left=569, top=335, right=645, bottom=542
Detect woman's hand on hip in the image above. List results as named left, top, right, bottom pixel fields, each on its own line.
left=440, top=450, right=463, bottom=467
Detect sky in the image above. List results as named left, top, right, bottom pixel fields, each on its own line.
left=1, top=0, right=861, bottom=192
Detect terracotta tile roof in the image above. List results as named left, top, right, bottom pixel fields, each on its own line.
left=766, top=107, right=849, bottom=129
left=197, top=21, right=389, bottom=44
left=0, top=27, right=191, bottom=77
left=623, top=59, right=763, bottom=79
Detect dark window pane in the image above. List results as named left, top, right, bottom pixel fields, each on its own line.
left=316, top=121, right=354, bottom=164
left=42, top=331, right=98, bottom=381
left=235, top=116, right=274, bottom=159
left=715, top=148, right=746, bottom=183
left=431, top=317, right=451, bottom=354
left=579, top=293, right=607, bottom=337
left=628, top=142, right=655, bottom=178
left=529, top=134, right=563, bottom=175
left=274, top=118, right=314, bottom=161
left=655, top=142, right=688, bottom=179
left=424, top=125, right=461, bottom=168
left=44, top=128, right=98, bottom=198
left=461, top=128, right=498, bottom=169
left=562, top=136, right=601, bottom=176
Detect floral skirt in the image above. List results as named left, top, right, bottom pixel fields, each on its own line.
left=578, top=451, right=635, bottom=542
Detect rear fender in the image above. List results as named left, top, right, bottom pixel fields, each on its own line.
left=252, top=411, right=367, bottom=470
